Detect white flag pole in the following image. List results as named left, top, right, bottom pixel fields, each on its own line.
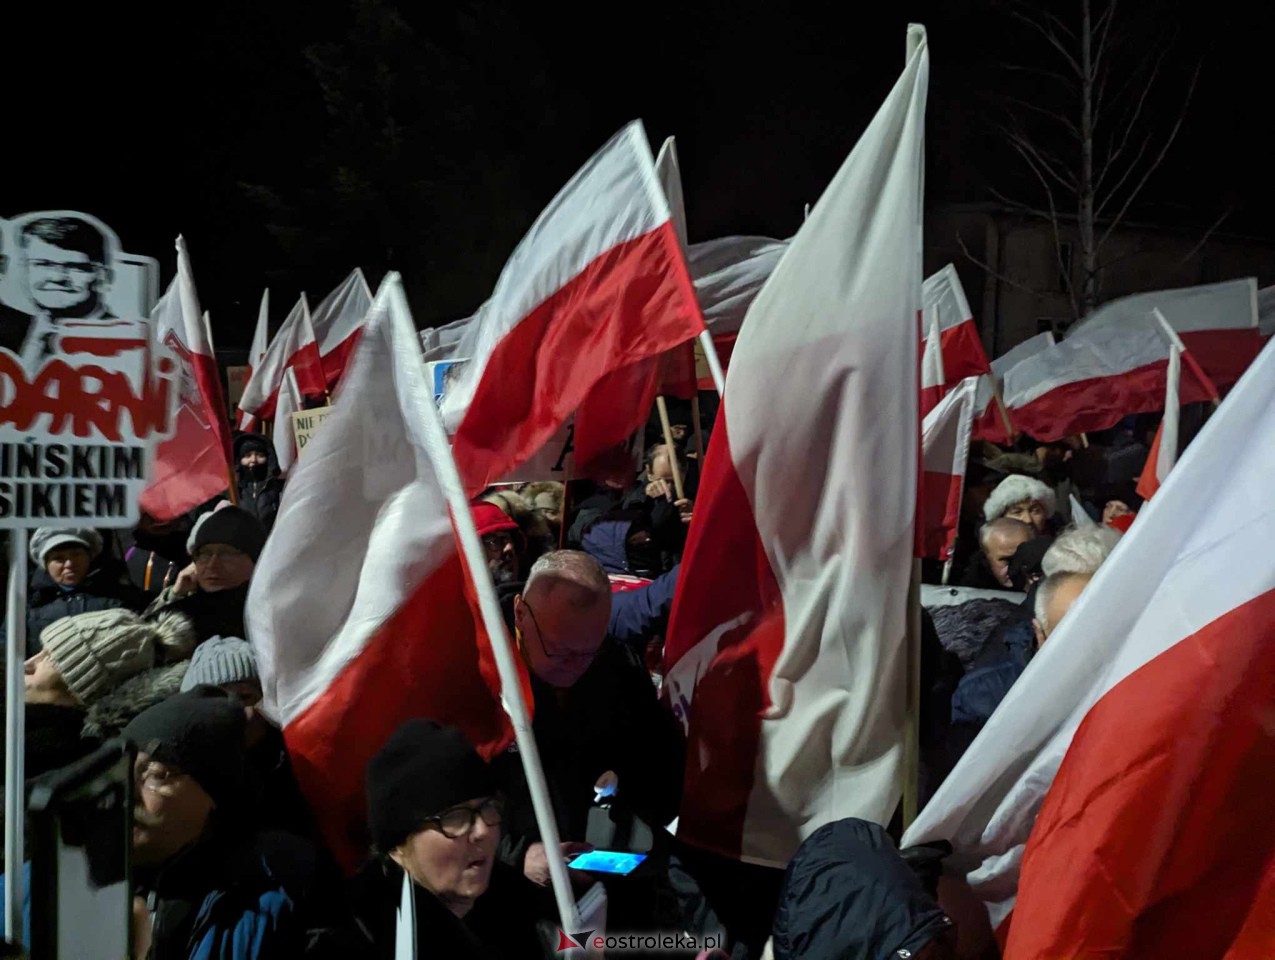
left=696, top=330, right=726, bottom=397
left=5, top=528, right=29, bottom=939
left=383, top=276, right=583, bottom=934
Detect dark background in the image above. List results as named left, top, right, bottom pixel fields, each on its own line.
left=5, top=0, right=1269, bottom=346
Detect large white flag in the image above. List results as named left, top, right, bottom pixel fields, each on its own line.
left=662, top=26, right=928, bottom=866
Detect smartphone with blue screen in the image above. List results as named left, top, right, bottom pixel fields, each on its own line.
left=567, top=850, right=648, bottom=875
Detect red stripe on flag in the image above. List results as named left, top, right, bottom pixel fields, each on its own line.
left=453, top=222, right=703, bottom=494
left=290, top=341, right=329, bottom=398
left=283, top=549, right=519, bottom=873
left=1011, top=357, right=1215, bottom=442
left=1135, top=419, right=1165, bottom=501
left=1179, top=328, right=1264, bottom=390
left=664, top=416, right=786, bottom=859
left=1006, top=588, right=1275, bottom=960
left=320, top=331, right=364, bottom=394
left=918, top=469, right=962, bottom=560
left=938, top=320, right=992, bottom=381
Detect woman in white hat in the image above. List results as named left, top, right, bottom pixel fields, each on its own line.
left=10, top=527, right=146, bottom=656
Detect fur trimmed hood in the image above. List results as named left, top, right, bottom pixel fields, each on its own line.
left=82, top=661, right=190, bottom=741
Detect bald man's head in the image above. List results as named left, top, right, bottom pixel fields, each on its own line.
left=516, top=551, right=612, bottom=689
left=979, top=517, right=1036, bottom=588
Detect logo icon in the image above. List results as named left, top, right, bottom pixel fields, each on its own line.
left=555, top=927, right=596, bottom=953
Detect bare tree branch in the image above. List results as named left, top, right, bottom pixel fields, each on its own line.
left=1173, top=207, right=1233, bottom=267
left=1000, top=95, right=1081, bottom=138
left=987, top=187, right=1059, bottom=221
left=1095, top=41, right=1166, bottom=139
left=1094, top=46, right=1167, bottom=191
left=1000, top=62, right=1076, bottom=90
left=1096, top=135, right=1152, bottom=216
left=1008, top=132, right=1082, bottom=318
left=1097, top=59, right=1203, bottom=252
left=1006, top=129, right=1078, bottom=193
left=956, top=232, right=1040, bottom=297
left=1010, top=8, right=1085, bottom=78
left=1091, top=0, right=1118, bottom=78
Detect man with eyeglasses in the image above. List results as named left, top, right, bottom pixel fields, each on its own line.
left=500, top=551, right=685, bottom=910
left=357, top=719, right=545, bottom=958
left=122, top=690, right=335, bottom=959
left=13, top=215, right=116, bottom=364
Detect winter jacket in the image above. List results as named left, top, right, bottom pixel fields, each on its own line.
left=495, top=640, right=685, bottom=870
left=610, top=565, right=679, bottom=654
left=234, top=433, right=286, bottom=533
left=137, top=824, right=334, bottom=960
left=929, top=598, right=1030, bottom=669
left=772, top=818, right=953, bottom=960
left=0, top=703, right=100, bottom=781
left=949, top=617, right=1036, bottom=759
left=14, top=567, right=146, bottom=656
left=146, top=582, right=250, bottom=646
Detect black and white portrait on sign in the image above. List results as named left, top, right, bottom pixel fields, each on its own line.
left=0, top=211, right=158, bottom=369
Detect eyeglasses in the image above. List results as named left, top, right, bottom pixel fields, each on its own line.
left=521, top=600, right=597, bottom=665
left=422, top=797, right=504, bottom=839
left=193, top=547, right=247, bottom=566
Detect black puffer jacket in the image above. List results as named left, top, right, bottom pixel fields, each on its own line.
left=772, top=818, right=953, bottom=960
left=21, top=567, right=147, bottom=655
left=234, top=432, right=286, bottom=533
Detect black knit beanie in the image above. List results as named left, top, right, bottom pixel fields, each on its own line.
left=366, top=719, right=497, bottom=854
left=123, top=690, right=248, bottom=811
left=187, top=505, right=268, bottom=562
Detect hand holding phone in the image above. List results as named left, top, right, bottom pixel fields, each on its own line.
left=567, top=850, right=648, bottom=876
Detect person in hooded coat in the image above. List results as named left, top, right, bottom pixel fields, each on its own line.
left=14, top=527, right=146, bottom=656
left=772, top=818, right=957, bottom=960
left=234, top=432, right=286, bottom=532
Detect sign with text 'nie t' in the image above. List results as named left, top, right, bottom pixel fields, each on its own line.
left=290, top=406, right=334, bottom=459
left=0, top=211, right=172, bottom=527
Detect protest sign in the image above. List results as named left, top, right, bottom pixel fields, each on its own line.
left=0, top=211, right=175, bottom=527
left=226, top=365, right=250, bottom=408
left=291, top=405, right=334, bottom=458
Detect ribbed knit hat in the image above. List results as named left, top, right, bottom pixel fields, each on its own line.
left=40, top=609, right=194, bottom=705
left=180, top=636, right=259, bottom=692
left=29, top=527, right=103, bottom=566
left=187, top=503, right=267, bottom=562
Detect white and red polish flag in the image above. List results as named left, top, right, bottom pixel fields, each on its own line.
left=310, top=268, right=373, bottom=393
left=1134, top=340, right=1182, bottom=501
left=970, top=332, right=1053, bottom=443
left=922, top=263, right=991, bottom=383
left=140, top=237, right=234, bottom=520
left=919, top=307, right=947, bottom=418
left=246, top=276, right=520, bottom=873
left=237, top=290, right=271, bottom=430
left=904, top=336, right=1275, bottom=957
left=654, top=136, right=700, bottom=400
left=440, top=122, right=706, bottom=491
left=1066, top=277, right=1260, bottom=390
left=237, top=295, right=327, bottom=424
left=661, top=27, right=928, bottom=866
left=919, top=376, right=978, bottom=560
left=1003, top=280, right=1254, bottom=441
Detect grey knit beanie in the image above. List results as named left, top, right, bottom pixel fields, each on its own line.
left=180, top=636, right=259, bottom=692
left=29, top=527, right=104, bottom=566
left=40, top=609, right=196, bottom=706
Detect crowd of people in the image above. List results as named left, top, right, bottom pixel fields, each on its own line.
left=0, top=396, right=1166, bottom=959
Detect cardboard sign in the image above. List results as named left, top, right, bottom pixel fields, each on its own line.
left=0, top=212, right=175, bottom=527
left=226, top=365, right=250, bottom=408
left=291, top=405, right=334, bottom=457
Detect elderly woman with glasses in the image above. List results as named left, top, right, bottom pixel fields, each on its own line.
left=357, top=719, right=547, bottom=958
left=144, top=502, right=267, bottom=646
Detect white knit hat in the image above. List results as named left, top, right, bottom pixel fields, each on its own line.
left=40, top=609, right=194, bottom=706
left=983, top=474, right=1057, bottom=523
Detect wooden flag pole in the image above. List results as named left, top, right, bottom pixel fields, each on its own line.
left=690, top=395, right=706, bottom=463
left=989, top=376, right=1015, bottom=440
left=655, top=396, right=686, bottom=501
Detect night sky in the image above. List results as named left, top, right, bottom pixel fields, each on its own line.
left=7, top=0, right=1270, bottom=351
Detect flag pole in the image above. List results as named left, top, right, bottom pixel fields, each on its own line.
left=902, top=558, right=923, bottom=829
left=655, top=396, right=687, bottom=501
left=5, top=528, right=29, bottom=940
left=696, top=330, right=726, bottom=397
left=989, top=378, right=1015, bottom=440
left=690, top=393, right=706, bottom=463
left=1153, top=308, right=1221, bottom=408
left=385, top=277, right=583, bottom=934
